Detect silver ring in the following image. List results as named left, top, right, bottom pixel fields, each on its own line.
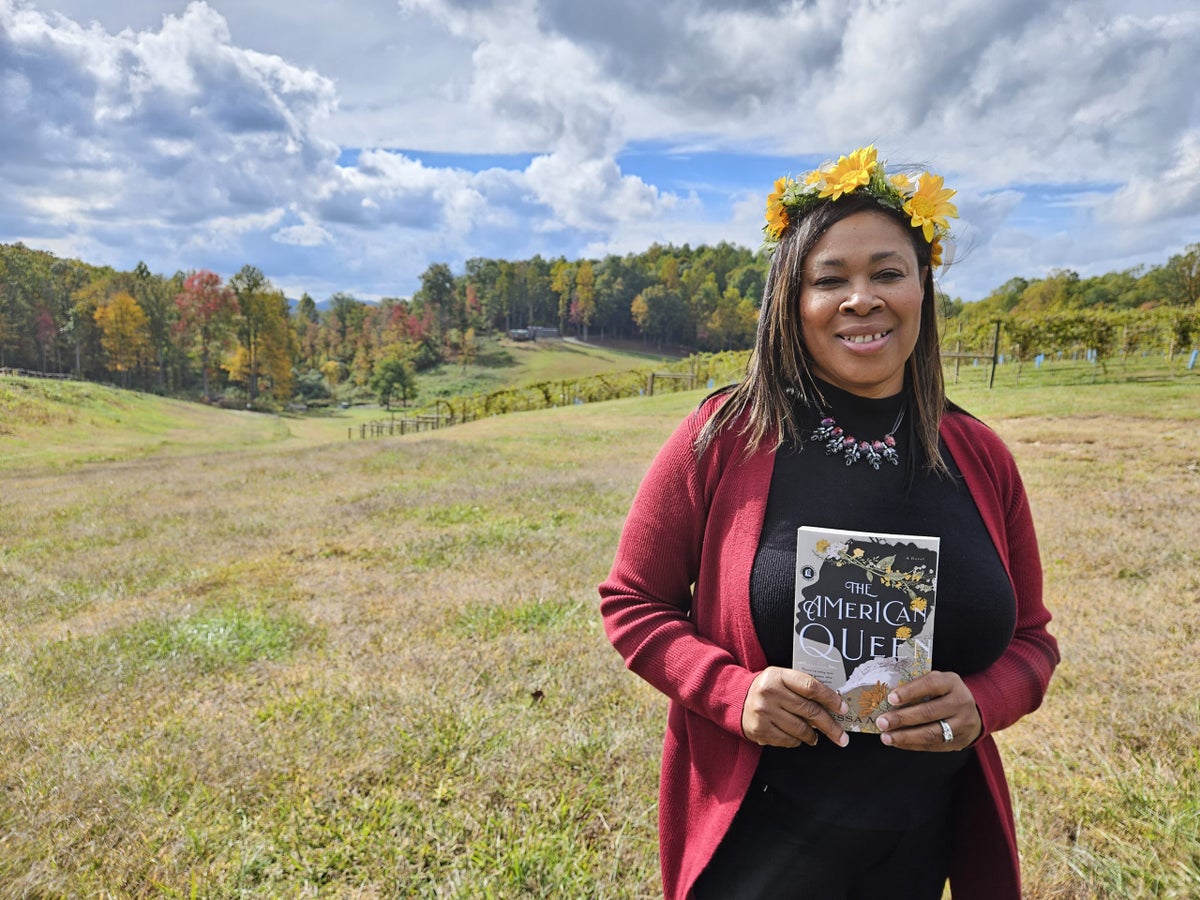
left=939, top=719, right=954, bottom=743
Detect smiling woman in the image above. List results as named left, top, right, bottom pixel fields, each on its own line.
left=599, top=147, right=1059, bottom=900
left=798, top=212, right=926, bottom=398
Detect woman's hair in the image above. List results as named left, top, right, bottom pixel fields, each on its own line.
left=695, top=192, right=949, bottom=474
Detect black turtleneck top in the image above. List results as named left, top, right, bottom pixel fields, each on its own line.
left=750, top=381, right=1017, bottom=829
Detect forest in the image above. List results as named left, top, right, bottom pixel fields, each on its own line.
left=1, top=239, right=1197, bottom=409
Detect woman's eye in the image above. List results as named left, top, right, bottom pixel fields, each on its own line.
left=875, top=270, right=904, bottom=281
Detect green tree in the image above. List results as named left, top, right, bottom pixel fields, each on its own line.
left=705, top=285, right=758, bottom=350
left=632, top=284, right=686, bottom=347
left=412, top=263, right=457, bottom=342
left=1164, top=243, right=1200, bottom=307
left=1018, top=270, right=1081, bottom=313
left=128, top=261, right=177, bottom=392
left=370, top=354, right=417, bottom=409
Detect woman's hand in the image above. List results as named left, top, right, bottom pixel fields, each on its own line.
left=741, top=667, right=850, bottom=748
left=875, top=670, right=981, bottom=751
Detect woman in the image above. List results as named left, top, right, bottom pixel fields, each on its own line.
left=599, top=147, right=1059, bottom=900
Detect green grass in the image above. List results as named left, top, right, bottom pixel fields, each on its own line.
left=0, top=358, right=1197, bottom=896
left=0, top=339, right=683, bottom=464
left=416, top=335, right=680, bottom=400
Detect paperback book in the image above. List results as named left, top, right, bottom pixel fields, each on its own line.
left=793, top=526, right=940, bottom=733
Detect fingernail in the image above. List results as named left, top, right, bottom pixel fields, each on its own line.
left=880, top=732, right=894, bottom=746
left=887, top=692, right=900, bottom=706
left=839, top=700, right=849, bottom=714
left=876, top=716, right=890, bottom=731
left=837, top=733, right=849, bottom=748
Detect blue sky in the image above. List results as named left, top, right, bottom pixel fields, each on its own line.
left=2, top=0, right=1197, bottom=304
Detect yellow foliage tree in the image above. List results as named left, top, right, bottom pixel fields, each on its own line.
left=226, top=265, right=297, bottom=403
left=94, top=291, right=150, bottom=386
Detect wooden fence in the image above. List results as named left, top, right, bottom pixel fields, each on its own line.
left=348, top=352, right=747, bottom=440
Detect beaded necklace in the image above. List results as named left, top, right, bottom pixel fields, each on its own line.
left=810, top=407, right=904, bottom=469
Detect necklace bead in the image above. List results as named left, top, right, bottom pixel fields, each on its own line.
left=810, top=408, right=904, bottom=469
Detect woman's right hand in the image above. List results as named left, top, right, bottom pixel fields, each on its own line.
left=741, top=667, right=850, bottom=748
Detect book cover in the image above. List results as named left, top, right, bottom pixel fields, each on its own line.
left=793, top=526, right=940, bottom=733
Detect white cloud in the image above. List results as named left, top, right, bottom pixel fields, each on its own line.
left=1100, top=131, right=1200, bottom=224
left=1, top=0, right=1198, bottom=303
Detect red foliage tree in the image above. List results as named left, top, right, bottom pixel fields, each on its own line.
left=175, top=270, right=237, bottom=401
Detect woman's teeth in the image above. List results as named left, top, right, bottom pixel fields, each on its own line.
left=842, top=331, right=889, bottom=344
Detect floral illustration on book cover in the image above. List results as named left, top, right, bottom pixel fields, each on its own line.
left=793, top=526, right=940, bottom=733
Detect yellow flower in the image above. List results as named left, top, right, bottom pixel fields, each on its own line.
left=929, top=238, right=944, bottom=268
left=895, top=626, right=913, bottom=640
left=817, top=146, right=878, bottom=200
left=904, top=171, right=959, bottom=242
left=852, top=548, right=864, bottom=558
left=815, top=539, right=830, bottom=554
left=890, top=172, right=914, bottom=194
left=765, top=177, right=791, bottom=238
left=910, top=598, right=927, bottom=613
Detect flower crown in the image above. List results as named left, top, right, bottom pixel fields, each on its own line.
left=763, top=145, right=958, bottom=268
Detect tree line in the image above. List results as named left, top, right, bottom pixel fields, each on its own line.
left=0, top=239, right=1195, bottom=408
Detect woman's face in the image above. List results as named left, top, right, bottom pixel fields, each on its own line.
left=799, top=211, right=927, bottom=398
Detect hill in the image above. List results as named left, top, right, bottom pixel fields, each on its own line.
left=0, top=339, right=684, bottom=469
left=414, top=335, right=684, bottom=400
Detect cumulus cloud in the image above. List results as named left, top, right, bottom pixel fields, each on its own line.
left=2, top=0, right=1198, bottom=303
left=0, top=1, right=339, bottom=235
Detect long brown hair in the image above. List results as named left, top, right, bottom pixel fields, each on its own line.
left=696, top=193, right=949, bottom=474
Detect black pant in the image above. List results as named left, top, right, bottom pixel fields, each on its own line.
left=693, top=781, right=951, bottom=900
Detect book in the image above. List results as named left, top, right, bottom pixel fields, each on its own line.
left=793, top=525, right=940, bottom=733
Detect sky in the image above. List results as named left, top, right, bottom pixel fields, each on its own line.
left=1, top=0, right=1198, bottom=304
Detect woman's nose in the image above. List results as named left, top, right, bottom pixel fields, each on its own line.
left=841, top=284, right=884, bottom=313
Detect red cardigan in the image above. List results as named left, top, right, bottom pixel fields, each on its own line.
left=600, top=396, right=1059, bottom=900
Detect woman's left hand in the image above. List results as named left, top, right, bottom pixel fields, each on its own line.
left=874, top=671, right=981, bottom=751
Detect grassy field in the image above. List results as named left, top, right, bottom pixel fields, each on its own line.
left=411, top=336, right=681, bottom=401
left=1, top=361, right=1198, bottom=897
left=0, top=337, right=679, bottom=467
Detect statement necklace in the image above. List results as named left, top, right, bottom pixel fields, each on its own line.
left=810, top=407, right=904, bottom=470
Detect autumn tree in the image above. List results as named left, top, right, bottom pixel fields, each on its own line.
left=175, top=270, right=237, bottom=401
left=226, top=267, right=296, bottom=403
left=227, top=266, right=296, bottom=402
left=571, top=260, right=596, bottom=340
left=551, top=258, right=574, bottom=336
left=94, top=292, right=150, bottom=387
left=34, top=306, right=56, bottom=373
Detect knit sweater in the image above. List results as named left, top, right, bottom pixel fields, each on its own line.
left=599, top=395, right=1059, bottom=900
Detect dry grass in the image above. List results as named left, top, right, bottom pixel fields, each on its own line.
left=990, top=412, right=1200, bottom=898
left=0, top=371, right=1197, bottom=897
